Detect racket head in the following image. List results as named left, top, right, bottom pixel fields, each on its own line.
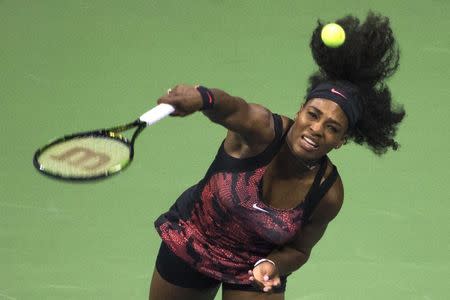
left=33, top=129, right=136, bottom=181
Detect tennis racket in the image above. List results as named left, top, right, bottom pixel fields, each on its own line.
left=33, top=103, right=175, bottom=181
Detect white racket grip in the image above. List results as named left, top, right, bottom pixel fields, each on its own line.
left=139, top=103, right=175, bottom=126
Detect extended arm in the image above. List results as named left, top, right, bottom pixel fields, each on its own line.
left=157, top=85, right=275, bottom=153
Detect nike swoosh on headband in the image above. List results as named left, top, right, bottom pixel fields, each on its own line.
left=331, top=88, right=348, bottom=99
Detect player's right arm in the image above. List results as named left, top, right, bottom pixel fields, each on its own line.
left=157, top=85, right=276, bottom=157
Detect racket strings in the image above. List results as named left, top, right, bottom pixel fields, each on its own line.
left=36, top=135, right=131, bottom=179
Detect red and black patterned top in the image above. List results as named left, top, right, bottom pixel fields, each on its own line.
left=155, top=114, right=338, bottom=284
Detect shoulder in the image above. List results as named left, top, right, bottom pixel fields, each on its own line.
left=310, top=160, right=344, bottom=225
left=228, top=103, right=274, bottom=142
left=224, top=105, right=275, bottom=157
left=279, top=114, right=294, bottom=135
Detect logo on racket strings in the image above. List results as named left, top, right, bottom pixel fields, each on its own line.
left=51, top=147, right=111, bottom=170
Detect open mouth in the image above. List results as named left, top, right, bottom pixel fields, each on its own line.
left=301, top=136, right=319, bottom=150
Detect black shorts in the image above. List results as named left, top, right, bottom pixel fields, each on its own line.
left=155, top=242, right=287, bottom=293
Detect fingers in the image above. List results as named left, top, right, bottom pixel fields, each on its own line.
left=261, top=276, right=281, bottom=293
left=248, top=270, right=254, bottom=281
left=273, top=277, right=281, bottom=287
left=247, top=270, right=281, bottom=293
left=157, top=84, right=203, bottom=117
left=156, top=95, right=180, bottom=116
left=158, top=85, right=180, bottom=106
left=164, top=84, right=185, bottom=97
left=166, top=84, right=180, bottom=95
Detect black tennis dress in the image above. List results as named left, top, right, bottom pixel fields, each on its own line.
left=155, top=113, right=339, bottom=284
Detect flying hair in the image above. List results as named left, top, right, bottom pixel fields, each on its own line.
left=305, top=11, right=406, bottom=155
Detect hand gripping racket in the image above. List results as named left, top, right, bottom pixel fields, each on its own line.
left=33, top=104, right=175, bottom=181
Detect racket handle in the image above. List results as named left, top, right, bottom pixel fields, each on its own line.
left=139, top=103, right=175, bottom=126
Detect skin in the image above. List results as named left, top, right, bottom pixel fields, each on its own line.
left=149, top=85, right=347, bottom=300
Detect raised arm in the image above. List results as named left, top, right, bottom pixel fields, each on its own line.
left=157, top=85, right=276, bottom=155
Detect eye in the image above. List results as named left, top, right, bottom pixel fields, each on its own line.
left=307, top=111, right=318, bottom=119
left=327, top=125, right=338, bottom=133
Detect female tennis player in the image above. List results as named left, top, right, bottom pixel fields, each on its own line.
left=149, top=12, right=405, bottom=300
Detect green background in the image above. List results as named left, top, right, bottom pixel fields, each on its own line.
left=1, top=0, right=449, bottom=299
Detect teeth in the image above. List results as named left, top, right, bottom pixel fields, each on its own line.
left=303, top=136, right=318, bottom=148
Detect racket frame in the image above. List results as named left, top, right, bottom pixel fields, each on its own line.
left=33, top=103, right=174, bottom=182
left=33, top=120, right=146, bottom=182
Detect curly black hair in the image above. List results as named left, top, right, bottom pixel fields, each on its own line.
left=306, top=11, right=405, bottom=155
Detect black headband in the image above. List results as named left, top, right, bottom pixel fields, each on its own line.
left=306, top=81, right=362, bottom=130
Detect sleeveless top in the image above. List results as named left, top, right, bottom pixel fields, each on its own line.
left=155, top=114, right=339, bottom=284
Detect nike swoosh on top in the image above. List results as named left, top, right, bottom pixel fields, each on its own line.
left=252, top=203, right=270, bottom=213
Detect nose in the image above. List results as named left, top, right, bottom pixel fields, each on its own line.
left=309, top=121, right=324, bottom=136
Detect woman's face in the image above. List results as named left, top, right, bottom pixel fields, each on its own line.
left=287, top=98, right=348, bottom=161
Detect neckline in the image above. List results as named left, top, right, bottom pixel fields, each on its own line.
left=256, top=156, right=327, bottom=212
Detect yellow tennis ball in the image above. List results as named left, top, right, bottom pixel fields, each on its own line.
left=321, top=23, right=346, bottom=48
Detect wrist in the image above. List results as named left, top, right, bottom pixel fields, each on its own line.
left=195, top=85, right=215, bottom=110
left=254, top=258, right=276, bottom=268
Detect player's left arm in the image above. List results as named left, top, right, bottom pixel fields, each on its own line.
left=250, top=175, right=344, bottom=293
left=269, top=176, right=344, bottom=276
